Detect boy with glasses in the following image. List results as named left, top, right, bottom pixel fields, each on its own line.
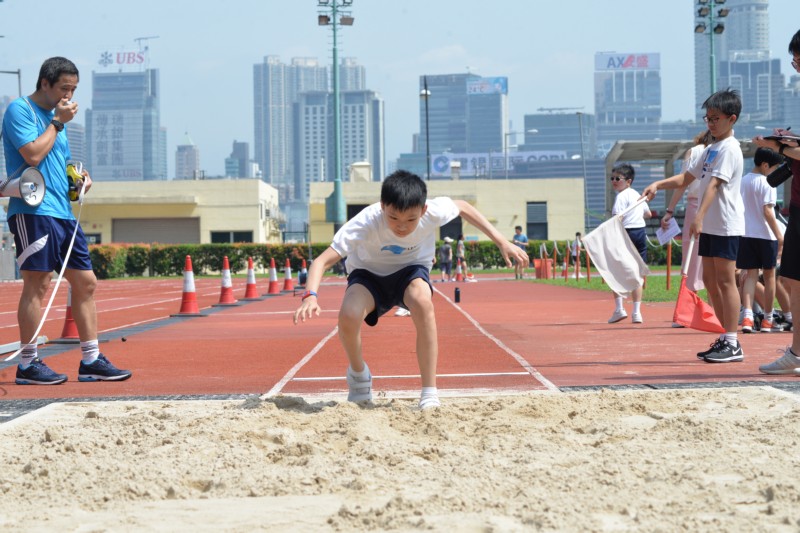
left=642, top=89, right=745, bottom=363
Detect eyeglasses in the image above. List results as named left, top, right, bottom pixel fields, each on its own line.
left=609, top=176, right=626, bottom=182
left=703, top=115, right=727, bottom=124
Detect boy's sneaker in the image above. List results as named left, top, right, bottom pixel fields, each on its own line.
left=346, top=365, right=372, bottom=402
left=704, top=341, right=744, bottom=363
left=760, top=317, right=775, bottom=333
left=741, top=317, right=754, bottom=333
left=608, top=309, right=628, bottom=324
left=15, top=359, right=68, bottom=385
left=697, top=339, right=725, bottom=360
left=631, top=313, right=643, bottom=324
left=759, top=347, right=800, bottom=375
left=78, top=354, right=132, bottom=382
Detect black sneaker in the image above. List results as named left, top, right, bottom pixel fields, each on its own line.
left=15, top=358, right=68, bottom=385
left=78, top=354, right=132, bottom=382
left=697, top=339, right=725, bottom=360
left=703, top=341, right=744, bottom=363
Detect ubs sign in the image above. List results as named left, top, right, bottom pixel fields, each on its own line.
left=98, top=50, right=147, bottom=70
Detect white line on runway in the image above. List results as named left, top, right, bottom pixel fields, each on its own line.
left=293, top=371, right=530, bottom=382
left=261, top=326, right=339, bottom=399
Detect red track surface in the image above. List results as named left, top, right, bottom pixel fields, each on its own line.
left=0, top=273, right=796, bottom=401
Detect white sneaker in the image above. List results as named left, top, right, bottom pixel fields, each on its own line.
left=632, top=313, right=643, bottom=324
left=608, top=309, right=628, bottom=323
left=759, top=347, right=800, bottom=375
left=346, top=365, right=373, bottom=402
left=394, top=307, right=411, bottom=317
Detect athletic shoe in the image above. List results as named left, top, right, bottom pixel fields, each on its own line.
left=15, top=359, right=68, bottom=385
left=346, top=365, right=372, bottom=402
left=632, top=313, right=643, bottom=324
left=741, top=317, right=754, bottom=333
left=697, top=339, right=725, bottom=360
left=78, top=354, right=132, bottom=382
left=671, top=322, right=685, bottom=328
left=704, top=341, right=744, bottom=363
left=783, top=321, right=794, bottom=332
left=465, top=277, right=478, bottom=283
left=760, top=317, right=774, bottom=333
left=759, top=347, right=800, bottom=375
left=608, top=309, right=628, bottom=324
left=394, top=307, right=411, bottom=317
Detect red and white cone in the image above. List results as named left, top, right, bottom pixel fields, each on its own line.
left=243, top=257, right=260, bottom=299
left=58, top=286, right=79, bottom=341
left=214, top=256, right=238, bottom=306
left=171, top=255, right=204, bottom=316
left=455, top=258, right=464, bottom=282
left=282, top=258, right=294, bottom=292
left=267, top=258, right=281, bottom=294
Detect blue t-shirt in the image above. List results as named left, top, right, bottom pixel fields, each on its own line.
left=2, top=97, right=74, bottom=220
left=513, top=232, right=528, bottom=250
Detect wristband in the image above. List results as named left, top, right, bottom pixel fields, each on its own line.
left=301, top=290, right=317, bottom=301
left=666, top=209, right=674, bottom=215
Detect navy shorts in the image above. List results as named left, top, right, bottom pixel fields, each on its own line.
left=347, top=265, right=432, bottom=327
left=698, top=233, right=740, bottom=261
left=736, top=236, right=778, bottom=270
left=9, top=214, right=93, bottom=272
left=625, top=227, right=647, bottom=263
left=781, top=205, right=800, bottom=282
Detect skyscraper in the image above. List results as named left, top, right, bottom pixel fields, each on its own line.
left=594, top=52, right=662, bottom=125
left=340, top=57, right=366, bottom=91
left=175, top=134, right=200, bottom=180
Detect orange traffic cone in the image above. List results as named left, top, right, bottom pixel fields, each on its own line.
left=214, top=256, right=238, bottom=306
left=171, top=255, right=205, bottom=317
left=267, top=258, right=281, bottom=294
left=242, top=257, right=260, bottom=299
left=282, top=258, right=294, bottom=291
left=56, top=286, right=80, bottom=343
left=455, top=258, right=464, bottom=282
left=298, top=259, right=308, bottom=287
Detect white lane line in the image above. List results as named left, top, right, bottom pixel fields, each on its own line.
left=261, top=326, right=339, bottom=399
left=433, top=286, right=560, bottom=392
left=293, top=371, right=530, bottom=382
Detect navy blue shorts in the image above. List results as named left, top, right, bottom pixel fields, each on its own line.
left=347, top=265, right=432, bottom=326
left=698, top=233, right=740, bottom=261
left=9, top=214, right=93, bottom=272
left=736, top=236, right=778, bottom=270
left=625, top=227, right=647, bottom=263
left=781, top=205, right=800, bottom=281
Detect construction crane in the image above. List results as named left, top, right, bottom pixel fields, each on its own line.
left=536, top=106, right=585, bottom=113
left=134, top=35, right=160, bottom=51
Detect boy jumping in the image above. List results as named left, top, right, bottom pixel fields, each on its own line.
left=643, top=89, right=745, bottom=363
left=293, top=170, right=528, bottom=408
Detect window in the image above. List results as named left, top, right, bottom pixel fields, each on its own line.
left=526, top=202, right=548, bottom=240
left=211, top=231, right=254, bottom=243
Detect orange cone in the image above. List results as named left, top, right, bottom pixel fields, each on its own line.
left=455, top=258, right=464, bottom=282
left=214, top=256, right=238, bottom=306
left=267, top=258, right=281, bottom=294
left=243, top=257, right=260, bottom=299
left=282, top=258, right=294, bottom=291
left=171, top=255, right=205, bottom=317
left=59, top=286, right=79, bottom=341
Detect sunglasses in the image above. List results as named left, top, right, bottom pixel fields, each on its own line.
left=609, top=176, right=628, bottom=182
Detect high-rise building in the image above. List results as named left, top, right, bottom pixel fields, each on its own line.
left=340, top=57, right=365, bottom=91
left=175, top=134, right=200, bottom=180
left=0, top=95, right=11, bottom=180
left=594, top=52, right=661, bottom=125
left=65, top=123, right=86, bottom=165
left=86, top=65, right=166, bottom=181
left=225, top=140, right=251, bottom=178
left=719, top=51, right=784, bottom=121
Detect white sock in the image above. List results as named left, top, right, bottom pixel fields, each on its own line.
left=348, top=363, right=370, bottom=381
left=785, top=312, right=793, bottom=322
left=724, top=333, right=738, bottom=346
left=80, top=340, right=100, bottom=364
left=19, top=344, right=37, bottom=369
left=615, top=297, right=624, bottom=312
left=633, top=301, right=642, bottom=314
left=743, top=308, right=753, bottom=319
left=419, top=386, right=440, bottom=409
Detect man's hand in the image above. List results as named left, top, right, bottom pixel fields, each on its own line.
left=55, top=98, right=78, bottom=124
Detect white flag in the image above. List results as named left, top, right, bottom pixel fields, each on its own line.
left=582, top=216, right=651, bottom=297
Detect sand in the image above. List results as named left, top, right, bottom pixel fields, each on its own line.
left=2, top=387, right=800, bottom=532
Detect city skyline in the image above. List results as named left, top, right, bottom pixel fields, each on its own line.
left=0, top=0, right=797, bottom=179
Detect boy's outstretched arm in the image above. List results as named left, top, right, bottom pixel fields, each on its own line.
left=293, top=246, right=343, bottom=324
left=453, top=199, right=528, bottom=268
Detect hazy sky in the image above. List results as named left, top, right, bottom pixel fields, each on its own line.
left=0, top=0, right=797, bottom=178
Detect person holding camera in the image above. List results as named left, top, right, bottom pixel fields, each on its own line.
left=753, top=28, right=800, bottom=374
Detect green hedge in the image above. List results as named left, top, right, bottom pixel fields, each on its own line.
left=87, top=240, right=684, bottom=278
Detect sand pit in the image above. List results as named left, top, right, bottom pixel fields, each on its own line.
left=1, top=387, right=800, bottom=531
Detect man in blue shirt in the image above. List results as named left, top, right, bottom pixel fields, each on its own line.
left=2, top=57, right=131, bottom=385
left=512, top=225, right=529, bottom=279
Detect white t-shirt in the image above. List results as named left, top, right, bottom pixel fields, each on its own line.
left=687, top=136, right=744, bottom=237
left=740, top=171, right=777, bottom=241
left=612, top=187, right=651, bottom=229
left=331, top=197, right=460, bottom=276
left=682, top=144, right=706, bottom=199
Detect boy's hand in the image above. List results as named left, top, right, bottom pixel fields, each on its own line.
left=501, top=240, right=528, bottom=269
left=293, top=296, right=321, bottom=324
left=689, top=218, right=703, bottom=238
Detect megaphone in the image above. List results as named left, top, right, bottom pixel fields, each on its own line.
left=0, top=167, right=46, bottom=207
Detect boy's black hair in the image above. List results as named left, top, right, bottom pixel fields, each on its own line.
left=789, top=29, right=800, bottom=55
left=754, top=147, right=784, bottom=168
left=36, top=57, right=79, bottom=91
left=702, top=88, right=742, bottom=121
left=381, top=170, right=427, bottom=211
left=612, top=163, right=635, bottom=183
left=514, top=225, right=522, bottom=231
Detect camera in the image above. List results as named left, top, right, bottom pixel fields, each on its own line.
left=767, top=161, right=793, bottom=188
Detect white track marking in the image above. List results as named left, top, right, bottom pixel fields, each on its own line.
left=293, top=371, right=530, bottom=381
left=261, top=326, right=339, bottom=399
left=433, top=286, right=560, bottom=392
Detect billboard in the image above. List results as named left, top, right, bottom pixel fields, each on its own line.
left=431, top=151, right=568, bottom=178
left=466, top=77, right=508, bottom=95
left=594, top=52, right=660, bottom=71
left=97, top=49, right=149, bottom=72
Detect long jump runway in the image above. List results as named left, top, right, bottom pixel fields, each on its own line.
left=1, top=275, right=799, bottom=419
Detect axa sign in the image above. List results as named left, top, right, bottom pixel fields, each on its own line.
left=594, top=52, right=660, bottom=71
left=98, top=50, right=146, bottom=68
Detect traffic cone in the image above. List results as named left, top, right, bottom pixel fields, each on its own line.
left=455, top=258, right=464, bottom=282
left=214, top=256, right=238, bottom=306
left=171, top=255, right=205, bottom=317
left=298, top=259, right=308, bottom=287
left=58, top=286, right=79, bottom=342
left=282, top=258, right=294, bottom=291
left=242, top=257, right=260, bottom=299
left=267, top=258, right=281, bottom=294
